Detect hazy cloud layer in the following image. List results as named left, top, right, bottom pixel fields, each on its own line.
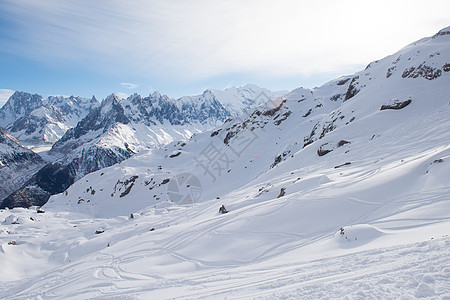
left=1, top=0, right=449, bottom=85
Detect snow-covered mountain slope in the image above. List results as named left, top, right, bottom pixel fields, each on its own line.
left=4, top=95, right=98, bottom=147
left=0, top=127, right=45, bottom=203
left=179, top=83, right=287, bottom=117
left=3, top=85, right=284, bottom=208
left=0, top=92, right=44, bottom=128
left=1, top=27, right=450, bottom=299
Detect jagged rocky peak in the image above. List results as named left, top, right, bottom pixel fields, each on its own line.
left=46, top=94, right=98, bottom=108
left=2, top=93, right=99, bottom=146
left=0, top=91, right=44, bottom=127
left=127, top=93, right=143, bottom=106
left=52, top=94, right=129, bottom=151
left=99, top=94, right=130, bottom=125
left=102, top=93, right=121, bottom=107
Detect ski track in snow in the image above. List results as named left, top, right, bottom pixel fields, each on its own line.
left=2, top=233, right=449, bottom=299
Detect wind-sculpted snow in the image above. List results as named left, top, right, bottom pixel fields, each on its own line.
left=1, top=27, right=450, bottom=299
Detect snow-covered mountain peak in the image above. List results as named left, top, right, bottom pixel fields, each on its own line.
left=150, top=90, right=163, bottom=100
left=0, top=91, right=44, bottom=127
left=2, top=93, right=99, bottom=146
left=103, top=93, right=121, bottom=106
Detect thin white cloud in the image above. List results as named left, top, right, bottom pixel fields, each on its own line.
left=1, top=0, right=449, bottom=84
left=115, top=92, right=129, bottom=100
left=0, top=89, right=15, bottom=108
left=120, top=83, right=139, bottom=89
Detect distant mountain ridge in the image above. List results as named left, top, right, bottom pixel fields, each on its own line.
left=1, top=85, right=285, bottom=208
left=0, top=92, right=99, bottom=146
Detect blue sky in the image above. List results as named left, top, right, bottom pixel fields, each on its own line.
left=1, top=0, right=449, bottom=106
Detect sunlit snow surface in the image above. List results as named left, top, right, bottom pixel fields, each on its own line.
left=1, top=29, right=450, bottom=299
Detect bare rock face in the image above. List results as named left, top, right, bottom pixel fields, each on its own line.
left=317, top=143, right=334, bottom=156
left=402, top=65, right=442, bottom=80
left=380, top=99, right=412, bottom=111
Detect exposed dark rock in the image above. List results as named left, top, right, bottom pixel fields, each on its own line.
left=169, top=151, right=181, bottom=158
left=338, top=140, right=351, bottom=147
left=120, top=183, right=134, bottom=197
left=336, top=78, right=351, bottom=86
left=330, top=94, right=341, bottom=101
left=274, top=111, right=291, bottom=125
left=277, top=187, right=286, bottom=198
left=303, top=139, right=314, bottom=148
left=210, top=129, right=221, bottom=137
left=303, top=109, right=312, bottom=118
left=344, top=76, right=360, bottom=101
left=219, top=205, right=228, bottom=214
left=380, top=99, right=412, bottom=110
left=365, top=60, right=379, bottom=70
left=271, top=150, right=291, bottom=168
left=432, top=28, right=450, bottom=38
left=319, top=123, right=336, bottom=139
left=386, top=66, right=396, bottom=78
left=1, top=161, right=76, bottom=208
left=317, top=143, right=334, bottom=156
left=335, top=162, right=351, bottom=168
left=111, top=175, right=139, bottom=198
left=223, top=131, right=237, bottom=145
left=402, top=64, right=442, bottom=80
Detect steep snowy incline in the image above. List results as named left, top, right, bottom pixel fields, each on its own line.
left=1, top=27, right=450, bottom=299
left=0, top=127, right=45, bottom=203
left=45, top=23, right=450, bottom=217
